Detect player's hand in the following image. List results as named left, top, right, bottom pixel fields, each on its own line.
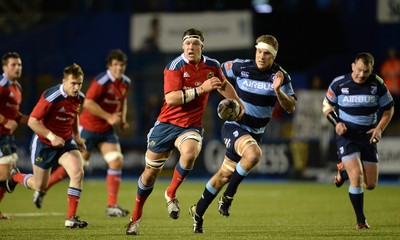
left=335, top=122, right=347, bottom=136
left=51, top=135, right=65, bottom=148
left=202, top=77, right=222, bottom=93
left=366, top=128, right=381, bottom=144
left=3, top=119, right=18, bottom=132
left=234, top=101, right=246, bottom=121
left=273, top=71, right=284, bottom=92
left=107, top=112, right=122, bottom=126
left=77, top=142, right=87, bottom=153
left=121, top=121, right=129, bottom=130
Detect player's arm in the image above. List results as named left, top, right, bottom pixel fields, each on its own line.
left=273, top=71, right=296, bottom=113
left=367, top=106, right=394, bottom=143
left=120, top=98, right=129, bottom=130
left=73, top=115, right=86, bottom=152
left=83, top=99, right=121, bottom=125
left=15, top=112, right=29, bottom=124
left=322, top=98, right=347, bottom=136
left=28, top=116, right=65, bottom=147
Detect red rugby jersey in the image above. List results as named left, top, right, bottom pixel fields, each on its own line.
left=79, top=70, right=131, bottom=132
left=30, top=84, right=84, bottom=145
left=157, top=54, right=226, bottom=128
left=0, top=75, right=22, bottom=135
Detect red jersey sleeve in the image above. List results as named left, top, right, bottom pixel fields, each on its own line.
left=30, top=94, right=52, bottom=119
left=84, top=79, right=104, bottom=100
left=164, top=68, right=183, bottom=94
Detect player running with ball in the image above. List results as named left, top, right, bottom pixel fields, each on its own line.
left=189, top=34, right=297, bottom=233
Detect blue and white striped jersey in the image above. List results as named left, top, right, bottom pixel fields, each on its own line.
left=325, top=73, right=394, bottom=131
left=221, top=59, right=296, bottom=139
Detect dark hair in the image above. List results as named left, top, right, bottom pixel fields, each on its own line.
left=2, top=52, right=21, bottom=66
left=107, top=49, right=128, bottom=65
left=64, top=63, right=84, bottom=79
left=182, top=28, right=204, bottom=42
left=355, top=52, right=374, bottom=68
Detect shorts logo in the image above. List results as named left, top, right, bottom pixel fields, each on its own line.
left=233, top=130, right=239, bottom=137
left=35, top=157, right=43, bottom=163
left=149, top=140, right=156, bottom=147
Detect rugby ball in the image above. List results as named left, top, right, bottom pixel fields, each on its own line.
left=217, top=99, right=240, bottom=121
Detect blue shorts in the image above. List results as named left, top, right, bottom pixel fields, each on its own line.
left=30, top=134, right=79, bottom=169
left=335, top=130, right=378, bottom=163
left=0, top=135, right=17, bottom=157
left=147, top=121, right=203, bottom=153
left=221, top=123, right=260, bottom=163
left=79, top=127, right=119, bottom=151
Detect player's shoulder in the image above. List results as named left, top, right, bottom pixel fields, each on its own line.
left=330, top=74, right=348, bottom=86
left=272, top=62, right=291, bottom=81
left=43, top=84, right=64, bottom=103
left=121, top=74, right=132, bottom=85
left=222, top=58, right=252, bottom=73
left=78, top=91, right=85, bottom=101
left=0, top=75, right=10, bottom=88
left=166, top=54, right=186, bottom=71
left=203, top=55, right=221, bottom=68
left=370, top=73, right=385, bottom=85
left=95, top=71, right=112, bottom=86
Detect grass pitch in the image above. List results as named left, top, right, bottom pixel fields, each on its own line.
left=1, top=178, right=399, bottom=239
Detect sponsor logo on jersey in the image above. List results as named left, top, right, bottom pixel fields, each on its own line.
left=342, top=95, right=377, bottom=103
left=58, top=107, right=66, bottom=112
left=242, top=79, right=274, bottom=91
left=341, top=88, right=349, bottom=94
left=241, top=71, right=249, bottom=78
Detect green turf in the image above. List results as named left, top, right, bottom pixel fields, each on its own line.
left=1, top=179, right=399, bottom=239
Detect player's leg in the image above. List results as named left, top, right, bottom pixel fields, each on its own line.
left=59, top=149, right=87, bottom=228
left=166, top=130, right=202, bottom=201
left=219, top=135, right=261, bottom=216
left=127, top=122, right=175, bottom=235
left=190, top=158, right=235, bottom=233
left=363, top=162, right=378, bottom=190
left=99, top=141, right=128, bottom=217
left=127, top=149, right=170, bottom=235
left=343, top=154, right=369, bottom=229
left=0, top=149, right=13, bottom=220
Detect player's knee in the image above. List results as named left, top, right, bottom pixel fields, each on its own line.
left=103, top=151, right=123, bottom=164
left=69, top=168, right=84, bottom=182
left=180, top=148, right=198, bottom=163
left=145, top=155, right=167, bottom=170
left=0, top=155, right=14, bottom=165
left=11, top=153, right=18, bottom=164
left=177, top=133, right=202, bottom=158
left=365, top=182, right=377, bottom=190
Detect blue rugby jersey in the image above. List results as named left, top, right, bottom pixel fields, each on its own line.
left=325, top=73, right=394, bottom=131
left=221, top=59, right=296, bottom=139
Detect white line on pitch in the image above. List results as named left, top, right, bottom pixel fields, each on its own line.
left=5, top=212, right=64, bottom=217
